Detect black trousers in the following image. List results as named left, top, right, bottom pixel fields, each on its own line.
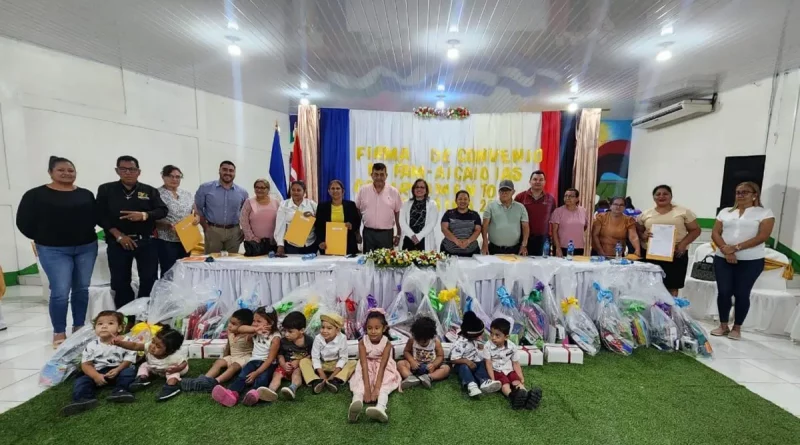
left=527, top=235, right=547, bottom=256
left=488, top=243, right=520, bottom=255
left=107, top=237, right=158, bottom=309
left=402, top=237, right=426, bottom=251
left=156, top=239, right=188, bottom=278
left=362, top=228, right=394, bottom=253
left=714, top=256, right=764, bottom=325
left=560, top=248, right=585, bottom=257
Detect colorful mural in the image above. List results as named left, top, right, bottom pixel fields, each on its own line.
left=596, top=119, right=632, bottom=200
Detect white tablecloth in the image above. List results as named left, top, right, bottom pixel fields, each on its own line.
left=172, top=256, right=664, bottom=316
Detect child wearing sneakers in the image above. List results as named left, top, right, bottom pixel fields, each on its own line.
left=112, top=325, right=187, bottom=402
left=300, top=313, right=357, bottom=394
left=397, top=316, right=451, bottom=389
left=61, top=311, right=137, bottom=416
left=212, top=306, right=281, bottom=407
left=484, top=318, right=542, bottom=410
left=259, top=311, right=313, bottom=402
left=181, top=308, right=254, bottom=393
left=450, top=311, right=501, bottom=398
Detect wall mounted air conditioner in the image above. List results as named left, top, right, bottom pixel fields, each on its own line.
left=631, top=99, right=714, bottom=130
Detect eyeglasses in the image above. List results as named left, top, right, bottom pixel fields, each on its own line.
left=117, top=167, right=139, bottom=173
left=610, top=203, right=624, bottom=207
left=735, top=190, right=754, bottom=196
left=254, top=186, right=268, bottom=190
left=564, top=194, right=577, bottom=198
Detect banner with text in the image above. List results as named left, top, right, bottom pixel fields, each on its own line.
left=349, top=110, right=542, bottom=217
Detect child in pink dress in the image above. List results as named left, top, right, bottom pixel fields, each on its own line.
left=348, top=309, right=401, bottom=424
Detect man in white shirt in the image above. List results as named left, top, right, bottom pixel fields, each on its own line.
left=299, top=313, right=357, bottom=393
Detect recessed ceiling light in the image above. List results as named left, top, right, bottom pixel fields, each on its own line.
left=449, top=24, right=459, bottom=33
left=436, top=100, right=445, bottom=109
left=567, top=98, right=579, bottom=113
left=227, top=44, right=242, bottom=56
left=570, top=83, right=579, bottom=94
left=437, top=84, right=445, bottom=91
left=661, top=24, right=673, bottom=36
left=300, top=97, right=310, bottom=106
left=656, top=49, right=672, bottom=61
left=300, top=81, right=308, bottom=90
left=227, top=21, right=239, bottom=31
left=447, top=39, right=460, bottom=60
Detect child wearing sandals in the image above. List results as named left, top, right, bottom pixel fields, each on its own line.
left=450, top=311, right=501, bottom=398
left=258, top=311, right=313, bottom=402
left=348, top=309, right=401, bottom=424
left=212, top=306, right=281, bottom=407
left=299, top=312, right=357, bottom=394
left=112, top=325, right=187, bottom=402
left=398, top=316, right=451, bottom=389
left=181, top=308, right=255, bottom=393
left=485, top=318, right=542, bottom=410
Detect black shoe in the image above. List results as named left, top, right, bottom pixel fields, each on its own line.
left=106, top=390, right=135, bottom=403
left=509, top=388, right=528, bottom=410
left=525, top=387, right=543, bottom=410
left=157, top=384, right=181, bottom=402
left=180, top=375, right=216, bottom=393
left=61, top=399, right=98, bottom=417
left=129, top=377, right=151, bottom=392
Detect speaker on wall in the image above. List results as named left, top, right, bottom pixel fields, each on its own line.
left=718, top=155, right=765, bottom=214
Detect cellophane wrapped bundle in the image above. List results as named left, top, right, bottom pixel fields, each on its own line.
left=594, top=283, right=634, bottom=356
left=464, top=296, right=491, bottom=341
left=386, top=266, right=427, bottom=338
left=354, top=270, right=379, bottom=338
left=193, top=292, right=234, bottom=339
left=333, top=269, right=360, bottom=340
left=209, top=280, right=264, bottom=339
left=172, top=280, right=221, bottom=339
left=672, top=298, right=713, bottom=358
left=561, top=296, right=601, bottom=356
left=518, top=282, right=550, bottom=349
left=621, top=299, right=650, bottom=348
left=648, top=303, right=679, bottom=351
left=436, top=259, right=464, bottom=342
left=305, top=277, right=338, bottom=338
left=414, top=269, right=446, bottom=340
left=492, top=286, right=527, bottom=345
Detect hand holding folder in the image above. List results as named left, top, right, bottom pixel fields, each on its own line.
left=325, top=222, right=348, bottom=256
left=174, top=214, right=202, bottom=253
left=284, top=210, right=316, bottom=247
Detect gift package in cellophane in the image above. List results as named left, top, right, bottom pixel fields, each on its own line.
left=648, top=302, right=679, bottom=351
left=353, top=265, right=379, bottom=338
left=303, top=277, right=338, bottom=338
left=334, top=268, right=360, bottom=340
left=504, top=264, right=548, bottom=348
left=435, top=259, right=464, bottom=342
left=464, top=296, right=491, bottom=341
left=593, top=282, right=634, bottom=356
left=192, top=288, right=234, bottom=340
left=560, top=296, right=600, bottom=356
left=621, top=299, right=650, bottom=348
left=386, top=266, right=427, bottom=338
left=492, top=286, right=527, bottom=345
left=413, top=268, right=446, bottom=340
left=671, top=298, right=713, bottom=358
left=207, top=280, right=265, bottom=340
left=172, top=280, right=221, bottom=340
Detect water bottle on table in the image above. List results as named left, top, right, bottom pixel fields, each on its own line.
left=302, top=253, right=317, bottom=261
left=615, top=242, right=623, bottom=260
left=542, top=237, right=550, bottom=258
left=566, top=240, right=574, bottom=260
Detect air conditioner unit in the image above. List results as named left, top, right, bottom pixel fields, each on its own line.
left=632, top=99, right=714, bottom=130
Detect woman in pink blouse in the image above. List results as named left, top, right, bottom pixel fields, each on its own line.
left=550, top=188, right=588, bottom=257
left=240, top=179, right=279, bottom=251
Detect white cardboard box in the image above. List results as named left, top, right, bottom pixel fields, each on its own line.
left=516, top=347, right=544, bottom=366
left=188, top=339, right=227, bottom=359
left=544, top=343, right=584, bottom=364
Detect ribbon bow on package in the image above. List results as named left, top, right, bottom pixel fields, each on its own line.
left=518, top=280, right=549, bottom=349
left=671, top=298, right=713, bottom=358
left=438, top=288, right=462, bottom=342
left=492, top=286, right=526, bottom=344
left=428, top=288, right=443, bottom=312
left=593, top=283, right=634, bottom=356
left=274, top=301, right=294, bottom=315
left=560, top=295, right=601, bottom=356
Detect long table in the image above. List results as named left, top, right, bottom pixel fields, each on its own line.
left=172, top=256, right=664, bottom=318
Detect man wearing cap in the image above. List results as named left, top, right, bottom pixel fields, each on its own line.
left=299, top=312, right=357, bottom=394
left=481, top=180, right=529, bottom=256
left=515, top=170, right=556, bottom=255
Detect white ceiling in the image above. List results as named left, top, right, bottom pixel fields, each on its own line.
left=1, top=0, right=799, bottom=118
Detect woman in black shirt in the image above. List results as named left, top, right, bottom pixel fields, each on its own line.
left=16, top=156, right=98, bottom=348
left=315, top=180, right=362, bottom=255
left=440, top=190, right=482, bottom=257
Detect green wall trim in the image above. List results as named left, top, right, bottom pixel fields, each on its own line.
left=696, top=218, right=715, bottom=229
left=3, top=231, right=104, bottom=286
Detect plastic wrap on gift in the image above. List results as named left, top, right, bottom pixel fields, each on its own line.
left=39, top=325, right=96, bottom=387
left=193, top=289, right=235, bottom=340
left=518, top=281, right=550, bottom=349
left=672, top=298, right=713, bottom=358
left=354, top=268, right=379, bottom=337
left=526, top=262, right=566, bottom=343
left=209, top=280, right=265, bottom=339
left=414, top=270, right=446, bottom=340
left=387, top=266, right=428, bottom=328
left=561, top=296, right=601, bottom=356
left=594, top=282, right=634, bottom=356
left=436, top=258, right=465, bottom=342
left=648, top=304, right=679, bottom=351
left=492, top=286, right=527, bottom=345
left=621, top=299, right=650, bottom=348
left=172, top=280, right=222, bottom=339
left=334, top=269, right=360, bottom=340
left=464, top=296, right=491, bottom=341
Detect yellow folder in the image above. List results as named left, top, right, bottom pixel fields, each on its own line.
left=174, top=214, right=203, bottom=253
left=284, top=210, right=316, bottom=248
left=325, top=222, right=348, bottom=256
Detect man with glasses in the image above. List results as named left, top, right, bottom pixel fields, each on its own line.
left=356, top=163, right=402, bottom=253
left=96, top=155, right=167, bottom=310
left=515, top=170, right=556, bottom=256
left=194, top=160, right=249, bottom=254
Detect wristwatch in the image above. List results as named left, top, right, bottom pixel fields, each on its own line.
left=116, top=235, right=124, bottom=242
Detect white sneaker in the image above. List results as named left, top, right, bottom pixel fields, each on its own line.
left=418, top=374, right=432, bottom=389
left=467, top=382, right=482, bottom=398
left=480, top=379, right=501, bottom=394
left=348, top=400, right=363, bottom=423
left=365, top=406, right=389, bottom=423
left=401, top=375, right=420, bottom=390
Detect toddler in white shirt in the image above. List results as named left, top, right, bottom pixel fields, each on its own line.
left=485, top=318, right=542, bottom=410
left=300, top=313, right=357, bottom=393
left=113, top=325, right=187, bottom=402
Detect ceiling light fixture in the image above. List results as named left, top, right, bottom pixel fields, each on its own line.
left=567, top=98, right=579, bottom=113
left=300, top=93, right=310, bottom=106
left=300, top=81, right=308, bottom=90
left=447, top=39, right=460, bottom=60
left=227, top=20, right=239, bottom=31
left=661, top=24, right=673, bottom=36
left=437, top=84, right=445, bottom=91
left=226, top=36, right=242, bottom=57
left=449, top=24, right=459, bottom=33
left=570, top=83, right=579, bottom=94
left=656, top=42, right=673, bottom=62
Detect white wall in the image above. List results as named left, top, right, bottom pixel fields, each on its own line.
left=627, top=81, right=773, bottom=220
left=0, top=37, right=290, bottom=275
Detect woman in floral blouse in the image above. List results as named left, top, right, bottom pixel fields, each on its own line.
left=156, top=165, right=198, bottom=276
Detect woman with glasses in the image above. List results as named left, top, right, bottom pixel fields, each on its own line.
left=709, top=182, right=774, bottom=340
left=240, top=179, right=280, bottom=255
left=637, top=185, right=701, bottom=296
left=399, top=178, right=439, bottom=251
left=156, top=165, right=197, bottom=276
left=550, top=188, right=588, bottom=257
left=592, top=196, right=642, bottom=259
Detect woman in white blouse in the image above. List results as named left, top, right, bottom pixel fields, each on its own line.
left=399, top=178, right=439, bottom=251
left=710, top=181, right=775, bottom=340
left=156, top=165, right=198, bottom=276
left=275, top=180, right=318, bottom=255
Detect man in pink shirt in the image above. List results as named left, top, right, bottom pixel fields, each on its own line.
left=356, top=163, right=402, bottom=253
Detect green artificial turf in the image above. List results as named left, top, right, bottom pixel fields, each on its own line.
left=2, top=349, right=799, bottom=445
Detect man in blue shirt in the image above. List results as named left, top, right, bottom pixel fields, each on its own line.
left=194, top=161, right=249, bottom=254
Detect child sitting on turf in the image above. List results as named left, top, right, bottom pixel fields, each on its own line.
left=181, top=308, right=254, bottom=393
left=112, top=325, right=187, bottom=402
left=300, top=312, right=357, bottom=394
left=61, top=310, right=137, bottom=416
left=397, top=316, right=450, bottom=389
left=348, top=309, right=401, bottom=424
left=484, top=318, right=542, bottom=410
left=259, top=311, right=313, bottom=402
left=212, top=306, right=280, bottom=407
left=450, top=311, right=501, bottom=398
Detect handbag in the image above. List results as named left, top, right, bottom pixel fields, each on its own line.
left=690, top=255, right=716, bottom=281
left=244, top=239, right=273, bottom=257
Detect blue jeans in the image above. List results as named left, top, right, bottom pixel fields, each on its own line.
left=714, top=256, right=765, bottom=325
left=228, top=360, right=275, bottom=394
left=72, top=366, right=135, bottom=401
left=107, top=238, right=158, bottom=309
left=156, top=239, right=187, bottom=278
left=455, top=361, right=490, bottom=388
left=36, top=241, right=98, bottom=333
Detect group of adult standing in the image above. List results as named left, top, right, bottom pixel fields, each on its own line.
left=16, top=155, right=776, bottom=347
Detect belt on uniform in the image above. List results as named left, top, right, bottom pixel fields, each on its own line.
left=207, top=222, right=237, bottom=229
left=123, top=234, right=149, bottom=241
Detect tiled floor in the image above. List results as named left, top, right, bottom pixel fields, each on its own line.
left=1, top=286, right=800, bottom=417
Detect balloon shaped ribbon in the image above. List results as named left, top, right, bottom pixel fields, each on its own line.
left=496, top=286, right=515, bottom=308
left=561, top=296, right=580, bottom=314
left=674, top=298, right=690, bottom=309
left=366, top=294, right=378, bottom=309
left=345, top=298, right=357, bottom=313
left=406, top=292, right=416, bottom=304
left=438, top=288, right=459, bottom=305
left=465, top=296, right=475, bottom=312
left=274, top=301, right=294, bottom=314
left=621, top=299, right=646, bottom=315
left=303, top=303, right=319, bottom=320
left=593, top=282, right=613, bottom=303
left=428, top=288, right=443, bottom=311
